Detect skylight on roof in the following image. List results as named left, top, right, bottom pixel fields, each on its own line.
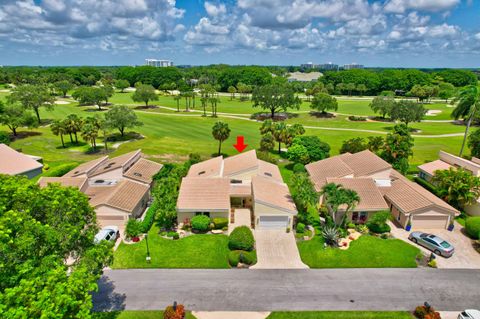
left=198, top=171, right=206, bottom=175
left=133, top=172, right=142, bottom=177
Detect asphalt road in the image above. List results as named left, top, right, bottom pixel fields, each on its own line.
left=93, top=268, right=480, bottom=312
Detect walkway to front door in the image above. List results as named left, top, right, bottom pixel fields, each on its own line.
left=251, top=229, right=308, bottom=269
left=228, top=208, right=252, bottom=234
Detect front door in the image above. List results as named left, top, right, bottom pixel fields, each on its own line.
left=351, top=211, right=368, bottom=224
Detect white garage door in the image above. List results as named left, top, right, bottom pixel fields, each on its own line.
left=412, top=215, right=448, bottom=229
left=258, top=216, right=289, bottom=229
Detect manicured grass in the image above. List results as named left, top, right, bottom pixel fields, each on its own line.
left=298, top=235, right=420, bottom=268
left=92, top=311, right=197, bottom=319
left=112, top=226, right=230, bottom=269
left=267, top=311, right=413, bottom=319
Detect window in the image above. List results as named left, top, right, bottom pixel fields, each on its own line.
left=195, top=212, right=210, bottom=217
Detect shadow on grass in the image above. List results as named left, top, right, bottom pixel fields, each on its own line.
left=55, top=141, right=88, bottom=150
left=11, top=131, right=42, bottom=140
left=383, top=126, right=420, bottom=133
left=134, top=105, right=159, bottom=110
left=309, top=111, right=336, bottom=119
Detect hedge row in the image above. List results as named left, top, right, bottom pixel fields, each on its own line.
left=413, top=177, right=439, bottom=196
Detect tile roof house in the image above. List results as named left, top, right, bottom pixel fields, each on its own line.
left=177, top=150, right=297, bottom=230
left=0, top=144, right=44, bottom=179
left=38, top=150, right=162, bottom=232
left=306, top=150, right=458, bottom=229
left=418, top=150, right=480, bottom=217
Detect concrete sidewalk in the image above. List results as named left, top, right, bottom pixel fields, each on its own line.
left=193, top=312, right=270, bottom=319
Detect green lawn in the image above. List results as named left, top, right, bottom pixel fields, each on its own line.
left=92, top=311, right=197, bottom=319
left=112, top=227, right=230, bottom=269
left=298, top=235, right=420, bottom=268
left=267, top=311, right=413, bottom=319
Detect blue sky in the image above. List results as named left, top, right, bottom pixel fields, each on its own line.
left=0, top=0, right=479, bottom=67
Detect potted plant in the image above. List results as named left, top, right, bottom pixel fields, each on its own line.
left=405, top=221, right=412, bottom=231
left=448, top=221, right=454, bottom=231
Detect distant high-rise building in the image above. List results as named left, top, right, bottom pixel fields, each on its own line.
left=145, top=59, right=173, bottom=67
left=318, top=62, right=339, bottom=71
left=343, top=63, right=364, bottom=70
left=300, top=62, right=318, bottom=69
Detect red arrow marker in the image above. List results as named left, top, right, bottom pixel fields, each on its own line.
left=233, top=136, right=248, bottom=153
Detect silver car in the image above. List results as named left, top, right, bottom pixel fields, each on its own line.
left=458, top=310, right=480, bottom=319
left=94, top=226, right=120, bottom=244
left=408, top=232, right=454, bottom=257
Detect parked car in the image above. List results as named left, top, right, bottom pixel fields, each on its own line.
left=408, top=232, right=454, bottom=257
left=94, top=226, right=120, bottom=244
left=458, top=310, right=480, bottom=319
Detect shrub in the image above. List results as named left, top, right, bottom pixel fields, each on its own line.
left=164, top=304, right=185, bottom=319
left=42, top=163, right=79, bottom=177
left=139, top=202, right=157, bottom=233
left=293, top=163, right=306, bottom=173
left=167, top=231, right=177, bottom=238
left=414, top=177, right=439, bottom=196
left=212, top=217, right=228, bottom=229
left=348, top=115, right=367, bottom=121
left=228, top=250, right=257, bottom=267
left=191, top=215, right=211, bottom=232
left=366, top=211, right=392, bottom=234
left=0, top=131, right=10, bottom=145
left=256, top=150, right=278, bottom=164
left=466, top=217, right=480, bottom=239
left=347, top=222, right=356, bottom=229
left=229, top=226, right=255, bottom=251
left=414, top=305, right=440, bottom=319
left=367, top=223, right=391, bottom=234
left=296, top=222, right=305, bottom=233
left=125, top=219, right=142, bottom=239
left=321, top=226, right=339, bottom=246
left=173, top=233, right=179, bottom=240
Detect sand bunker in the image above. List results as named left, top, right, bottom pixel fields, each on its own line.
left=55, top=100, right=71, bottom=105
left=426, top=109, right=441, bottom=116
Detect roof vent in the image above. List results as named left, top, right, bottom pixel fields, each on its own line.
left=198, top=171, right=206, bottom=175
left=134, top=172, right=142, bottom=177
left=264, top=172, right=272, bottom=177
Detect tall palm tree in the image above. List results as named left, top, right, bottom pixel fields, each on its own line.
left=173, top=95, right=181, bottom=112
left=51, top=120, right=67, bottom=148
left=212, top=121, right=231, bottom=156
left=320, top=183, right=360, bottom=226
left=452, top=85, right=480, bottom=157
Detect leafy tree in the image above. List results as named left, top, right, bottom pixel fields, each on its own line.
left=212, top=121, right=231, bottom=155
left=286, top=144, right=310, bottom=164
left=54, top=80, right=74, bottom=97
left=228, top=86, right=237, bottom=100
left=310, top=93, right=338, bottom=114
left=252, top=84, right=301, bottom=119
left=451, top=85, right=480, bottom=157
left=468, top=128, right=480, bottom=158
left=0, top=102, right=38, bottom=136
left=72, top=86, right=108, bottom=110
left=260, top=132, right=275, bottom=152
left=367, top=136, right=384, bottom=153
left=340, top=137, right=368, bottom=154
left=370, top=96, right=395, bottom=119
left=390, top=99, right=426, bottom=127
left=8, top=84, right=54, bottom=122
left=105, top=105, right=143, bottom=137
left=81, top=116, right=100, bottom=149
left=438, top=82, right=455, bottom=102
left=290, top=173, right=319, bottom=223
left=436, top=69, right=477, bottom=87
left=381, top=124, right=414, bottom=175
left=101, top=85, right=114, bottom=105
left=131, top=84, right=158, bottom=107
left=320, top=183, right=360, bottom=226
left=63, top=114, right=83, bottom=144
left=114, top=79, right=130, bottom=93
left=433, top=168, right=480, bottom=209
left=50, top=120, right=68, bottom=148
left=290, top=135, right=330, bottom=162
left=286, top=123, right=305, bottom=146
left=356, top=84, right=367, bottom=96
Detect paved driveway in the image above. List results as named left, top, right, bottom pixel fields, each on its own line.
left=229, top=209, right=251, bottom=234
left=389, top=221, right=480, bottom=269
left=251, top=230, right=308, bottom=269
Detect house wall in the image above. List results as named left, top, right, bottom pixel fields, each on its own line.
left=439, top=151, right=480, bottom=176
left=365, top=168, right=391, bottom=180
left=253, top=201, right=294, bottom=229
left=177, top=211, right=229, bottom=225
left=130, top=191, right=150, bottom=218
left=418, top=170, right=434, bottom=182
left=390, top=205, right=409, bottom=228
left=345, top=211, right=379, bottom=223
left=21, top=167, right=43, bottom=179
left=465, top=201, right=480, bottom=216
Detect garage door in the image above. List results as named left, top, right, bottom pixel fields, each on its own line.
left=258, top=216, right=288, bottom=229
left=97, top=215, right=127, bottom=231
left=412, top=215, right=448, bottom=229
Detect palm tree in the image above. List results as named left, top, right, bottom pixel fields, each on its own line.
left=320, top=183, right=360, bottom=226
left=63, top=114, right=83, bottom=144
left=212, top=121, right=231, bottom=156
left=81, top=117, right=100, bottom=149
left=452, top=85, right=480, bottom=157
left=173, top=95, right=181, bottom=112
left=51, top=120, right=67, bottom=148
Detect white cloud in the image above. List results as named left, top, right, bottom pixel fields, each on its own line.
left=204, top=2, right=226, bottom=17
left=384, top=0, right=460, bottom=13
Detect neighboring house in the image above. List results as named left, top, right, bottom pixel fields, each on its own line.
left=418, top=150, right=480, bottom=216
left=287, top=71, right=323, bottom=82
left=176, top=150, right=297, bottom=230
left=38, top=150, right=163, bottom=231
left=306, top=150, right=458, bottom=229
left=0, top=143, right=43, bottom=179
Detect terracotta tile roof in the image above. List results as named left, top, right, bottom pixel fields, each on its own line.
left=340, top=150, right=391, bottom=176
left=90, top=150, right=141, bottom=177
left=306, top=157, right=354, bottom=191
left=384, top=179, right=458, bottom=215
left=177, top=178, right=231, bottom=212
left=418, top=159, right=452, bottom=176
left=38, top=177, right=87, bottom=189
left=257, top=160, right=283, bottom=181
left=187, top=156, right=223, bottom=178
left=85, top=180, right=149, bottom=213
left=229, top=183, right=252, bottom=196
left=0, top=144, right=43, bottom=175
left=252, top=176, right=297, bottom=214
left=326, top=177, right=389, bottom=211
left=123, top=158, right=163, bottom=184
left=473, top=157, right=480, bottom=165
left=63, top=156, right=108, bottom=177
left=223, top=150, right=258, bottom=176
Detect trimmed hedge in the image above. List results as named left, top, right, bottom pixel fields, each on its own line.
left=139, top=202, right=157, bottom=233
left=465, top=217, right=480, bottom=239
left=367, top=223, right=391, bottom=234
left=414, top=177, right=439, bottom=196
left=228, top=250, right=257, bottom=267
left=228, top=226, right=255, bottom=251
left=212, top=217, right=228, bottom=230
left=296, top=222, right=305, bottom=233
left=191, top=215, right=211, bottom=232
left=42, top=163, right=79, bottom=177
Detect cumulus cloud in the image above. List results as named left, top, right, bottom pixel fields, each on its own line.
left=384, top=0, right=460, bottom=13
left=204, top=2, right=226, bottom=17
